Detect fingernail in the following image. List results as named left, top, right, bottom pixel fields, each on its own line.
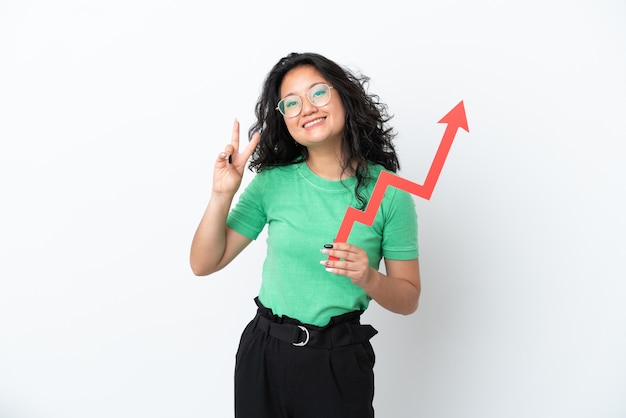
left=323, top=244, right=333, bottom=249
left=228, top=155, right=232, bottom=164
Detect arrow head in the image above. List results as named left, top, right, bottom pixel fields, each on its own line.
left=438, top=100, right=469, bottom=133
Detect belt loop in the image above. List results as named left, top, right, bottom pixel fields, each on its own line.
left=345, top=323, right=355, bottom=346
left=264, top=319, right=272, bottom=338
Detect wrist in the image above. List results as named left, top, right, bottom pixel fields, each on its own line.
left=362, top=267, right=380, bottom=293
left=210, top=190, right=236, bottom=203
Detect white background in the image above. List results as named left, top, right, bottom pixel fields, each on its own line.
left=1, top=0, right=625, bottom=417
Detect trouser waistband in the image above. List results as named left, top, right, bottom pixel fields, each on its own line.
left=251, top=297, right=378, bottom=349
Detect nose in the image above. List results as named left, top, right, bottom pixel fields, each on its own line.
left=300, top=96, right=318, bottom=116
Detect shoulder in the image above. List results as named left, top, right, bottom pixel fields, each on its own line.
left=257, top=163, right=303, bottom=180
left=247, top=163, right=305, bottom=191
left=366, top=162, right=386, bottom=177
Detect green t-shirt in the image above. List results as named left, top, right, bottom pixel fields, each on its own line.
left=226, top=162, right=419, bottom=326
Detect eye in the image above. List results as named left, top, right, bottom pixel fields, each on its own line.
left=311, top=87, right=327, bottom=99
left=284, top=97, right=299, bottom=108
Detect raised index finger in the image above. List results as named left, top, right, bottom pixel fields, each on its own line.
left=241, top=130, right=261, bottom=159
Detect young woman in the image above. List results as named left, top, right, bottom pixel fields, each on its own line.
left=190, top=52, right=420, bottom=418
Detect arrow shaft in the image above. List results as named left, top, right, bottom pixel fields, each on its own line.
left=421, top=125, right=459, bottom=199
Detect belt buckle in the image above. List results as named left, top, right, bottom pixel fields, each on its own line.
left=292, top=325, right=310, bottom=347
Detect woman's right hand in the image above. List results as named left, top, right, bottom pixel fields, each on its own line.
left=212, top=119, right=260, bottom=195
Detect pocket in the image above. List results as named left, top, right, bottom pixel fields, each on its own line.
left=234, top=320, right=256, bottom=374
left=362, top=341, right=376, bottom=368
left=356, top=341, right=376, bottom=371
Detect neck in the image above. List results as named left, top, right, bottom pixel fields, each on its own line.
left=305, top=150, right=354, bottom=181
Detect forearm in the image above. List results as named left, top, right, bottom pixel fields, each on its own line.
left=361, top=268, right=420, bottom=315
left=190, top=193, right=234, bottom=276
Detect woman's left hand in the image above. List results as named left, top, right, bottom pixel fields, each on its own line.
left=320, top=242, right=375, bottom=288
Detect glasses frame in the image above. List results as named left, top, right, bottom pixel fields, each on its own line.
left=275, top=83, right=334, bottom=118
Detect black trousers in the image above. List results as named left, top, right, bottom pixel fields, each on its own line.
left=234, top=297, right=378, bottom=418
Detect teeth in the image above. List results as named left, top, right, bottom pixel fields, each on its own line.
left=304, top=117, right=325, bottom=128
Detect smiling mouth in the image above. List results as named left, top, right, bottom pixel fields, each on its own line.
left=303, top=117, right=326, bottom=129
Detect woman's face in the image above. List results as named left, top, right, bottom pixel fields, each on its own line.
left=278, top=65, right=346, bottom=152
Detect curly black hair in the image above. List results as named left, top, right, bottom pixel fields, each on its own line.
left=247, top=52, right=399, bottom=209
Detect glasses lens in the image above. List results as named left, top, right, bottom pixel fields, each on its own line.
left=278, top=95, right=302, bottom=117
left=276, top=84, right=332, bottom=117
left=308, top=84, right=331, bottom=107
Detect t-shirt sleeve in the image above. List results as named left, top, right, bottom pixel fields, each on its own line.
left=226, top=174, right=267, bottom=240
left=381, top=187, right=419, bottom=260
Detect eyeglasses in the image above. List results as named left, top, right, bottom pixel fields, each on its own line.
left=275, top=83, right=334, bottom=118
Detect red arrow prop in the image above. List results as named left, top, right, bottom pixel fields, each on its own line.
left=329, top=100, right=469, bottom=261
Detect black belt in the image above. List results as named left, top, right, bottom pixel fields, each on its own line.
left=253, top=313, right=378, bottom=349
